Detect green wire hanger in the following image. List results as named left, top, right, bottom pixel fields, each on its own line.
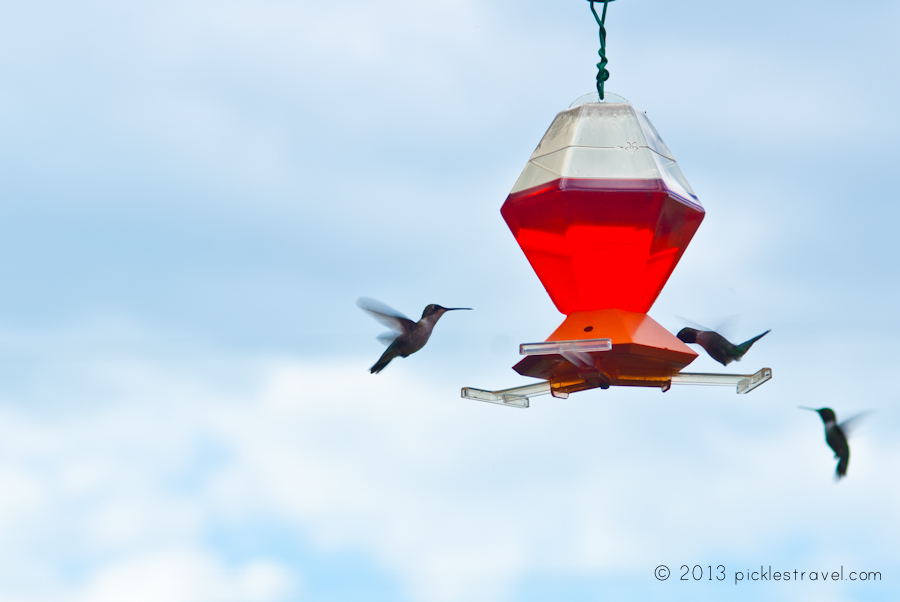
left=588, top=0, right=615, bottom=100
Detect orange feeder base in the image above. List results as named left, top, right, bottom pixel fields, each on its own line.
left=513, top=309, right=698, bottom=394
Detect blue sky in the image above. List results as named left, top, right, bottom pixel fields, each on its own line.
left=0, top=0, right=898, bottom=600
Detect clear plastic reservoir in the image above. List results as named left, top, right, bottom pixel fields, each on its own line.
left=501, top=93, right=705, bottom=314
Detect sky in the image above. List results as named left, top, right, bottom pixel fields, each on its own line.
left=0, top=0, right=898, bottom=600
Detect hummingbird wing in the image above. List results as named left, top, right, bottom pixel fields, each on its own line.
left=675, top=315, right=714, bottom=331
left=839, top=412, right=871, bottom=437
left=376, top=332, right=399, bottom=346
left=357, top=297, right=416, bottom=336
left=676, top=315, right=741, bottom=339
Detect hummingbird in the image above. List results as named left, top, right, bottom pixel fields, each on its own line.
left=357, top=297, right=471, bottom=374
left=799, top=407, right=867, bottom=480
left=676, top=327, right=770, bottom=366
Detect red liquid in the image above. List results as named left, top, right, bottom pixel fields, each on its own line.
left=501, top=178, right=705, bottom=314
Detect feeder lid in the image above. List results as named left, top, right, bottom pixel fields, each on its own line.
left=511, top=93, right=700, bottom=209
left=568, top=92, right=630, bottom=107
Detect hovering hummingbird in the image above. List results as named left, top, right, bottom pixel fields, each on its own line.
left=357, top=297, right=471, bottom=374
left=799, top=407, right=867, bottom=480
left=676, top=327, right=770, bottom=366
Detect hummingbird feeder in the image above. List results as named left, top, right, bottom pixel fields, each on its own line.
left=462, top=0, right=771, bottom=408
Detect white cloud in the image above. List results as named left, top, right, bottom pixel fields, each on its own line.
left=77, top=550, right=293, bottom=602
left=0, top=353, right=893, bottom=602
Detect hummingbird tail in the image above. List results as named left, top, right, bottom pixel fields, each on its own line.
left=734, top=329, right=771, bottom=360
left=369, top=349, right=394, bottom=374
left=836, top=454, right=849, bottom=479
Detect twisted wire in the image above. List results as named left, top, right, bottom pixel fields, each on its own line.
left=589, top=0, right=611, bottom=100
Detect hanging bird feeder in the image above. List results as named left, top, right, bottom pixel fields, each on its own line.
left=462, top=0, right=771, bottom=407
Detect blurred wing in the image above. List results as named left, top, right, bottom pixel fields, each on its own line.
left=376, top=332, right=399, bottom=346
left=839, top=412, right=871, bottom=437
left=675, top=315, right=713, bottom=332
left=675, top=314, right=741, bottom=338
left=676, top=314, right=743, bottom=341
left=357, top=297, right=416, bottom=335
left=713, top=315, right=741, bottom=339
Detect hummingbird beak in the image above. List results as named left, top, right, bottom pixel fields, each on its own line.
left=798, top=406, right=818, bottom=412
left=445, top=308, right=472, bottom=311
